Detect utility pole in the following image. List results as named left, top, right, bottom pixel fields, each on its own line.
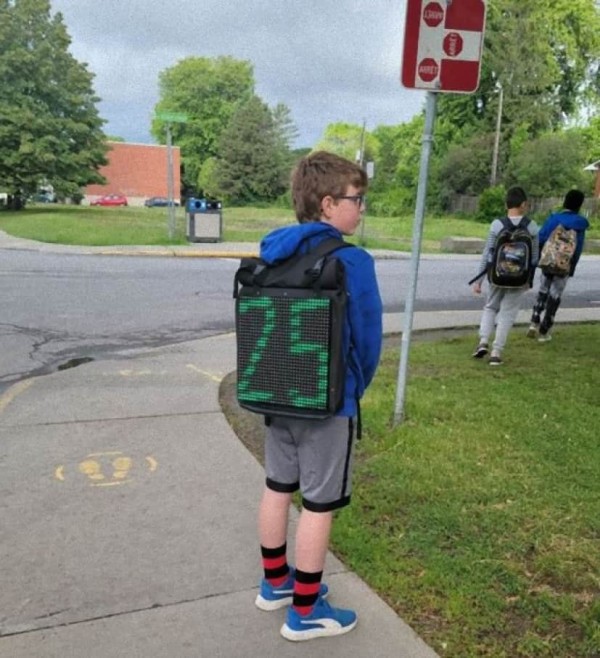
left=358, top=118, right=366, bottom=166
left=358, top=119, right=367, bottom=244
left=490, top=83, right=503, bottom=186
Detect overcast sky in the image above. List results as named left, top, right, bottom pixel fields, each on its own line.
left=50, top=0, right=425, bottom=148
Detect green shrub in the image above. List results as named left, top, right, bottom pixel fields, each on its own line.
left=476, top=185, right=506, bottom=222
left=368, top=188, right=415, bottom=217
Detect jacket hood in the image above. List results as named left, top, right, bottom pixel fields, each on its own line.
left=556, top=210, right=589, bottom=231
left=259, top=222, right=342, bottom=264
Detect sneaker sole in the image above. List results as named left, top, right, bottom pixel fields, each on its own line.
left=280, top=617, right=357, bottom=641
left=472, top=349, right=488, bottom=359
left=255, top=593, right=293, bottom=611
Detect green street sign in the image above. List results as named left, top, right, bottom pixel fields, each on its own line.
left=156, top=111, right=188, bottom=123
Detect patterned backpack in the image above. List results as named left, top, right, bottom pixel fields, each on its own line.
left=538, top=225, right=577, bottom=277
left=487, top=217, right=534, bottom=288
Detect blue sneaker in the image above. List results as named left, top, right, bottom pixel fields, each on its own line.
left=255, top=568, right=328, bottom=611
left=280, top=596, right=357, bottom=641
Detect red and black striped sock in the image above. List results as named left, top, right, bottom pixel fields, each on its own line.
left=260, top=543, right=289, bottom=586
left=292, top=569, right=323, bottom=616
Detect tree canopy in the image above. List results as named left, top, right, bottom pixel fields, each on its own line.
left=151, top=56, right=255, bottom=191
left=213, top=95, right=289, bottom=204
left=437, top=0, right=600, bottom=137
left=0, top=0, right=107, bottom=206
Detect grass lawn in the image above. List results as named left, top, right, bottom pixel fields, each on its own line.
left=5, top=203, right=598, bottom=253
left=337, top=325, right=600, bottom=657
left=221, top=324, right=599, bottom=657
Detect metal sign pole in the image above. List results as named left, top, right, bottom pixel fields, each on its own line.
left=393, top=91, right=438, bottom=425
left=166, top=123, right=176, bottom=240
left=155, top=111, right=187, bottom=240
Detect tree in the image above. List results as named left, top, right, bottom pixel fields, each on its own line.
left=272, top=102, right=299, bottom=151
left=197, top=156, right=220, bottom=199
left=152, top=56, right=255, bottom=190
left=315, top=122, right=378, bottom=164
left=436, top=133, right=496, bottom=200
left=573, top=114, right=600, bottom=164
left=437, top=0, right=600, bottom=137
left=214, top=95, right=289, bottom=204
left=0, top=0, right=107, bottom=207
left=505, top=130, right=591, bottom=197
left=367, top=116, right=424, bottom=215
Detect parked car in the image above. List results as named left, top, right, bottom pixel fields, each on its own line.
left=91, top=194, right=128, bottom=207
left=32, top=191, right=57, bottom=203
left=144, top=196, right=180, bottom=207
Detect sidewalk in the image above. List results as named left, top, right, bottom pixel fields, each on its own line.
left=0, top=331, right=444, bottom=658
left=1, top=231, right=598, bottom=657
left=0, top=228, right=412, bottom=260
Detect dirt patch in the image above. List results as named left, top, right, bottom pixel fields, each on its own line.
left=219, top=370, right=266, bottom=466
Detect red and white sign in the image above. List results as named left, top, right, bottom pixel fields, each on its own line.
left=401, top=0, right=486, bottom=93
left=422, top=2, right=444, bottom=27
left=418, top=58, right=439, bottom=82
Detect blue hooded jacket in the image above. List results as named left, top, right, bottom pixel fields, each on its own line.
left=260, top=222, right=383, bottom=417
left=539, top=209, right=589, bottom=276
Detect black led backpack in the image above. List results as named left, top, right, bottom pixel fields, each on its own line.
left=234, top=238, right=351, bottom=419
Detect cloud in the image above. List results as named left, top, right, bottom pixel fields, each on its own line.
left=51, top=0, right=425, bottom=146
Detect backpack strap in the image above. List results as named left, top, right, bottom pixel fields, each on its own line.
left=500, top=216, right=530, bottom=232
left=303, top=236, right=351, bottom=259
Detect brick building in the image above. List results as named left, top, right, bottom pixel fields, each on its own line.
left=85, top=141, right=181, bottom=206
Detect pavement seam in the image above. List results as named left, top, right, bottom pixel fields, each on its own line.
left=0, top=409, right=224, bottom=429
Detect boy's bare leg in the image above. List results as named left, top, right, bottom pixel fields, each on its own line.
left=294, top=508, right=333, bottom=572
left=258, top=487, right=292, bottom=547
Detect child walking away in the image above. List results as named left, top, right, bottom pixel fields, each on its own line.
left=251, top=152, right=383, bottom=641
left=527, top=189, right=589, bottom=342
left=470, top=186, right=539, bottom=366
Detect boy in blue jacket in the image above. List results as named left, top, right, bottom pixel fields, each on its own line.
left=254, top=151, right=382, bottom=641
left=527, top=190, right=589, bottom=342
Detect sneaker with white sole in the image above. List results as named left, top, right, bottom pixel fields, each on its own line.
left=255, top=568, right=328, bottom=611
left=472, top=343, right=489, bottom=359
left=526, top=324, right=539, bottom=338
left=538, top=333, right=552, bottom=343
left=280, top=596, right=357, bottom=642
left=489, top=354, right=503, bottom=366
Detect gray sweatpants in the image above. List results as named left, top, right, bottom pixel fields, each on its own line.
left=479, top=285, right=527, bottom=354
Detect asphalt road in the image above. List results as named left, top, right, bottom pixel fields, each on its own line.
left=2, top=249, right=599, bottom=393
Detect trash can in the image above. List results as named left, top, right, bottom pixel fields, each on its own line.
left=186, top=197, right=223, bottom=243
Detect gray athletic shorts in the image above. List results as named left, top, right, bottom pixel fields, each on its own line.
left=264, top=415, right=356, bottom=513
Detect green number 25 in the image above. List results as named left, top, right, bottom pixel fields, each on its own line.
left=238, top=297, right=330, bottom=409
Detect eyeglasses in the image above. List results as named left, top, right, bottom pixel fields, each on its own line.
left=335, top=194, right=366, bottom=207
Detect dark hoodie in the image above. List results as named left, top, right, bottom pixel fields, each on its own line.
left=539, top=209, right=590, bottom=276
left=260, top=222, right=383, bottom=417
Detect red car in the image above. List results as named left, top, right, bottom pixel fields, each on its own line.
left=91, top=194, right=128, bottom=207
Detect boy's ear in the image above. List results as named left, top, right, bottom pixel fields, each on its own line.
left=320, top=195, right=335, bottom=218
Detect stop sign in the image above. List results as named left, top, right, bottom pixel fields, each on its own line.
left=401, top=0, right=487, bottom=93
left=443, top=32, right=464, bottom=57
left=422, top=2, right=444, bottom=27
left=418, top=58, right=439, bottom=82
